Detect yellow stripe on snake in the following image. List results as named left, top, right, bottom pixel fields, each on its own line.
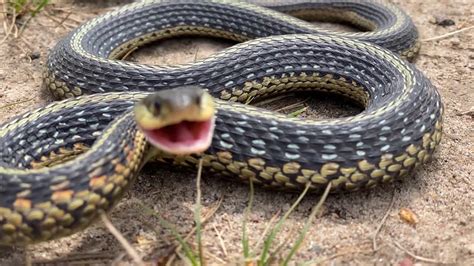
left=0, top=0, right=442, bottom=245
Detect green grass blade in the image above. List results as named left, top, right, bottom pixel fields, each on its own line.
left=195, top=158, right=204, bottom=266
left=31, top=0, right=50, bottom=17
left=259, top=183, right=311, bottom=265
left=242, top=179, right=255, bottom=259
left=287, top=107, right=308, bottom=118
left=245, top=95, right=255, bottom=105
left=282, top=183, right=332, bottom=265
left=11, top=0, right=27, bottom=13
left=137, top=202, right=198, bottom=265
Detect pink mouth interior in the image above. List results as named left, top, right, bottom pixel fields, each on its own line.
left=142, top=119, right=214, bottom=154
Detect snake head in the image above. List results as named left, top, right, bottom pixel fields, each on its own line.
left=134, top=86, right=216, bottom=155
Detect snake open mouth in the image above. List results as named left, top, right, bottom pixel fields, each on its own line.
left=135, top=86, right=216, bottom=155
left=141, top=118, right=215, bottom=155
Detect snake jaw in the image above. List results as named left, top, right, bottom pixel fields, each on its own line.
left=141, top=116, right=215, bottom=155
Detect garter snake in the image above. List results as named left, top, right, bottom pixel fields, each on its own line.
left=0, top=0, right=443, bottom=246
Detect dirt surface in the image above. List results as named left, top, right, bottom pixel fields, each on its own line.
left=0, top=0, right=473, bottom=265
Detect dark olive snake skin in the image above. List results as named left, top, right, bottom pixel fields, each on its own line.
left=0, top=0, right=442, bottom=245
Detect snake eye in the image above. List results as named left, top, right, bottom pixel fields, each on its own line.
left=195, top=95, right=202, bottom=106
left=152, top=101, right=161, bottom=116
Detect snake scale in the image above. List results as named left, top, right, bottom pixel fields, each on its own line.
left=0, top=0, right=443, bottom=245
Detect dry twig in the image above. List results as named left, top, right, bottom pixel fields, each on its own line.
left=0, top=2, right=17, bottom=44
left=423, top=25, right=474, bottom=42
left=0, top=98, right=34, bottom=110
left=275, top=98, right=309, bottom=112
left=253, top=210, right=281, bottom=250
left=372, top=191, right=396, bottom=251
left=100, top=213, right=144, bottom=265
left=212, top=223, right=228, bottom=257
left=392, top=240, right=442, bottom=264
left=253, top=94, right=295, bottom=107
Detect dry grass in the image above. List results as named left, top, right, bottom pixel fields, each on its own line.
left=1, top=0, right=50, bottom=43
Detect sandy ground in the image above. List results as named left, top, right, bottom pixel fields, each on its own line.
left=0, top=0, right=473, bottom=265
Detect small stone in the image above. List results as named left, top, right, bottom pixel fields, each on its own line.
left=399, top=208, right=418, bottom=225
left=428, top=16, right=437, bottom=24
left=308, top=243, right=324, bottom=254
left=29, top=51, right=41, bottom=60
left=398, top=257, right=414, bottom=266
left=450, top=37, right=460, bottom=47
left=429, top=16, right=455, bottom=27
left=466, top=243, right=474, bottom=254
left=437, top=18, right=455, bottom=27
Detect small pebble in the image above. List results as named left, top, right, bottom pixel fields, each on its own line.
left=398, top=257, right=413, bottom=266
left=466, top=243, right=474, bottom=254
left=308, top=243, right=324, bottom=254
left=399, top=208, right=418, bottom=226
left=450, top=37, right=460, bottom=47
left=429, top=16, right=455, bottom=27
left=29, top=51, right=41, bottom=60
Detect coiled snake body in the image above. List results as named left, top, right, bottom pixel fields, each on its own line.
left=0, top=0, right=443, bottom=245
